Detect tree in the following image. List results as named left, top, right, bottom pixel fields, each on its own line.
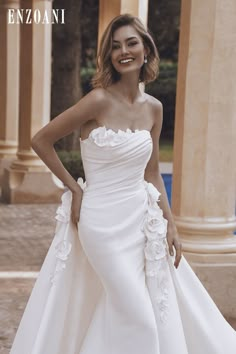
left=51, top=0, right=82, bottom=150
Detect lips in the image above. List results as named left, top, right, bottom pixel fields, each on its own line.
left=119, top=58, right=135, bottom=64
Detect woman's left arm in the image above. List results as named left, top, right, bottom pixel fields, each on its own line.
left=144, top=99, right=182, bottom=269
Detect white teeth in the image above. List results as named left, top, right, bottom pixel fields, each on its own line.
left=119, top=58, right=134, bottom=64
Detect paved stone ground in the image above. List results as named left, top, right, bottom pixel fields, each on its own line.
left=0, top=203, right=57, bottom=353
left=0, top=278, right=36, bottom=353
left=0, top=204, right=57, bottom=271
left=0, top=202, right=236, bottom=353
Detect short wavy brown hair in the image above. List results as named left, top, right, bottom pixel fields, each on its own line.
left=92, top=14, right=160, bottom=88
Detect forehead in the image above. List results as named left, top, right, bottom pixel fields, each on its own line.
left=112, top=25, right=141, bottom=41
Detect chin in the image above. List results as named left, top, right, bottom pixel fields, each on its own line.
left=116, top=65, right=142, bottom=76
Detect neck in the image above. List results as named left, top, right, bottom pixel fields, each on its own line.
left=115, top=72, right=142, bottom=103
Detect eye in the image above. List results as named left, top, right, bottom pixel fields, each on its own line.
left=128, top=41, right=138, bottom=46
left=112, top=44, right=120, bottom=50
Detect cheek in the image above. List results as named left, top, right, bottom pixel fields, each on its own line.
left=135, top=46, right=145, bottom=57
left=133, top=52, right=145, bottom=66
left=110, top=54, right=120, bottom=70
left=110, top=52, right=117, bottom=65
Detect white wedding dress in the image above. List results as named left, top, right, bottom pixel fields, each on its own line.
left=10, top=126, right=236, bottom=354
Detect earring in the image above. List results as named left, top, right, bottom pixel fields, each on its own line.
left=144, top=56, right=147, bottom=64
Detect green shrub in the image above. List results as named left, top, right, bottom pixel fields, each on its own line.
left=159, top=140, right=173, bottom=162
left=57, top=150, right=85, bottom=181
left=146, top=61, right=177, bottom=141
left=81, top=66, right=96, bottom=94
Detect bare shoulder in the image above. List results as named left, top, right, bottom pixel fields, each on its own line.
left=66, top=87, right=109, bottom=126
left=79, top=87, right=107, bottom=108
left=146, top=94, right=163, bottom=138
left=145, top=93, right=163, bottom=117
left=87, top=87, right=107, bottom=101
left=144, top=93, right=163, bottom=129
left=84, top=87, right=113, bottom=118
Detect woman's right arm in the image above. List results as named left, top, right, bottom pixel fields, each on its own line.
left=32, top=89, right=103, bottom=192
left=31, top=89, right=105, bottom=224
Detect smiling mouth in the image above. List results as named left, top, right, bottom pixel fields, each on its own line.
left=119, top=58, right=135, bottom=64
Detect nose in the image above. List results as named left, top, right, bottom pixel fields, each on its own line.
left=120, top=44, right=129, bottom=56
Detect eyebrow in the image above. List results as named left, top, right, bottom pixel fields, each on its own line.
left=112, top=36, right=138, bottom=43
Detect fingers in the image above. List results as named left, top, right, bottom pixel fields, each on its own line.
left=174, top=240, right=182, bottom=268
left=71, top=212, right=79, bottom=228
left=71, top=203, right=81, bottom=227
left=168, top=240, right=174, bottom=257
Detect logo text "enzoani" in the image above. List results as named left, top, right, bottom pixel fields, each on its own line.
left=8, top=9, right=65, bottom=24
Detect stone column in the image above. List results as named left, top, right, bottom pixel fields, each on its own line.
left=0, top=0, right=20, bottom=185
left=172, top=0, right=236, bottom=319
left=98, top=0, right=149, bottom=45
left=2, top=0, right=63, bottom=203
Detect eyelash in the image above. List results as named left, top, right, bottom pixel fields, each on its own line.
left=129, top=41, right=138, bottom=46
left=112, top=41, right=138, bottom=50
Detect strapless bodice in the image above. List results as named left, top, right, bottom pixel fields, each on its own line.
left=80, top=126, right=153, bottom=193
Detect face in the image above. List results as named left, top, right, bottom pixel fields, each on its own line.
left=111, top=25, right=147, bottom=76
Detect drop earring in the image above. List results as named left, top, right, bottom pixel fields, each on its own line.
left=144, top=56, right=147, bottom=64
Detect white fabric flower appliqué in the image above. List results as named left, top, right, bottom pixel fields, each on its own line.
left=142, top=181, right=170, bottom=324
left=55, top=177, right=86, bottom=223
left=50, top=240, right=72, bottom=284
left=51, top=178, right=86, bottom=284
left=89, top=126, right=141, bottom=147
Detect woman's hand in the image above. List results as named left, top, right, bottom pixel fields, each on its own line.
left=166, top=224, right=182, bottom=269
left=71, top=188, right=83, bottom=228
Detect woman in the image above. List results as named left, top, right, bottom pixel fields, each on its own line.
left=10, top=14, right=236, bottom=354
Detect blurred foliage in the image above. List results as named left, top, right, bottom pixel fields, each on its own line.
left=147, top=0, right=181, bottom=141
left=146, top=61, right=177, bottom=140
left=148, top=0, right=181, bottom=61
left=81, top=0, right=99, bottom=67
left=81, top=66, right=96, bottom=94
left=159, top=140, right=173, bottom=162
left=57, top=150, right=85, bottom=181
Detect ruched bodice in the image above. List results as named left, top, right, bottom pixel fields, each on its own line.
left=80, top=126, right=153, bottom=193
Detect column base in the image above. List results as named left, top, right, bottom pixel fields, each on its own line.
left=0, top=156, right=16, bottom=186
left=0, top=140, right=18, bottom=185
left=175, top=215, right=236, bottom=253
left=184, top=251, right=236, bottom=321
left=1, top=167, right=63, bottom=203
